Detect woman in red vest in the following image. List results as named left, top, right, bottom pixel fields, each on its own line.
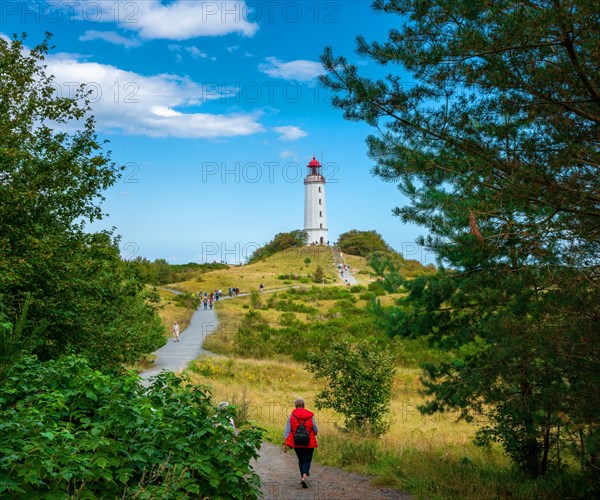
left=283, top=397, right=318, bottom=488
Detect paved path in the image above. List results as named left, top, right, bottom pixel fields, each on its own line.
left=141, top=287, right=294, bottom=384
left=140, top=302, right=219, bottom=384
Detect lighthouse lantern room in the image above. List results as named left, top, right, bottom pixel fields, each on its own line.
left=303, top=157, right=328, bottom=245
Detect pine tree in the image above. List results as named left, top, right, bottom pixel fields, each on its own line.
left=321, top=0, right=600, bottom=482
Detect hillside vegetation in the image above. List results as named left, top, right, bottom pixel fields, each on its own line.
left=154, top=245, right=581, bottom=498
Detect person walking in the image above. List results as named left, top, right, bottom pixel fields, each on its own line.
left=283, top=397, right=318, bottom=489
left=171, top=320, right=180, bottom=342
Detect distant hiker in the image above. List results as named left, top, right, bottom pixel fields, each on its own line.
left=259, top=283, right=264, bottom=293
left=283, top=397, right=318, bottom=489
left=216, top=401, right=239, bottom=438
left=228, top=287, right=233, bottom=297
left=209, top=296, right=213, bottom=309
left=172, top=321, right=180, bottom=342
left=203, top=297, right=208, bottom=310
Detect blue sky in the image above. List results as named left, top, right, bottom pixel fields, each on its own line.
left=3, top=1, right=435, bottom=264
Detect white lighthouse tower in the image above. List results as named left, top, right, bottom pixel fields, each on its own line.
left=304, top=156, right=328, bottom=245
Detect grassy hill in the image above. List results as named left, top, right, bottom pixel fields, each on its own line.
left=165, top=246, right=371, bottom=295
left=153, top=246, right=570, bottom=499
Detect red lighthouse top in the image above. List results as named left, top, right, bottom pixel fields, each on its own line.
left=305, top=156, right=325, bottom=184
left=308, top=156, right=321, bottom=175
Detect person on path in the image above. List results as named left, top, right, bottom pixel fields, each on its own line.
left=208, top=296, right=213, bottom=309
left=283, top=397, right=318, bottom=489
left=259, top=283, right=264, bottom=293
left=172, top=321, right=180, bottom=342
left=203, top=297, right=208, bottom=310
left=216, top=401, right=239, bottom=438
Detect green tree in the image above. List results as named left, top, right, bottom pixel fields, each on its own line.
left=247, top=230, right=309, bottom=263
left=321, top=0, right=600, bottom=483
left=337, top=230, right=392, bottom=257
left=306, top=340, right=395, bottom=436
left=0, top=34, right=165, bottom=368
left=312, top=265, right=326, bottom=283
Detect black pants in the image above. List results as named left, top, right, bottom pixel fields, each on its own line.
left=294, top=447, right=314, bottom=477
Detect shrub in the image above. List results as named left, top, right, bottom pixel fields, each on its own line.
left=312, top=265, right=326, bottom=283
left=234, top=311, right=273, bottom=358
left=306, top=340, right=395, bottom=436
left=250, top=290, right=262, bottom=310
left=0, top=356, right=262, bottom=498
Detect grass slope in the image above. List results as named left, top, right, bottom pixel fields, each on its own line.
left=154, top=247, right=575, bottom=499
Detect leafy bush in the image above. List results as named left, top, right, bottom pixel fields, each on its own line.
left=0, top=356, right=262, bottom=498
left=234, top=311, right=274, bottom=358
left=171, top=292, right=200, bottom=309
left=250, top=290, right=262, bottom=310
left=306, top=340, right=395, bottom=436
left=337, top=230, right=393, bottom=257
left=272, top=299, right=318, bottom=315
left=246, top=230, right=308, bottom=263
left=312, top=265, right=326, bottom=283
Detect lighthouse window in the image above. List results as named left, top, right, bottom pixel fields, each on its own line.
left=318, top=187, right=322, bottom=193
left=319, top=211, right=322, bottom=217
left=319, top=199, right=322, bottom=205
left=320, top=223, right=323, bottom=228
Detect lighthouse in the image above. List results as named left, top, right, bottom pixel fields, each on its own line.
left=304, top=157, right=328, bottom=245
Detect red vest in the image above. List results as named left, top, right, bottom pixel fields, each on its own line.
left=285, top=408, right=318, bottom=448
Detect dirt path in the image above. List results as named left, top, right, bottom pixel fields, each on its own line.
left=252, top=443, right=410, bottom=500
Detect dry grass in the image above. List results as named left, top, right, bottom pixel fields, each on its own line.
left=156, top=288, right=194, bottom=337
left=166, top=246, right=338, bottom=295
left=184, top=355, right=512, bottom=499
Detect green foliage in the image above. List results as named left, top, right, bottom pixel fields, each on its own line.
left=249, top=290, right=262, bottom=310
left=306, top=340, right=395, bottom=436
left=312, top=264, right=326, bottom=283
left=337, top=230, right=393, bottom=257
left=171, top=292, right=201, bottom=310
left=0, top=35, right=165, bottom=370
left=234, top=311, right=273, bottom=358
left=322, top=0, right=600, bottom=483
left=126, top=258, right=229, bottom=286
left=0, top=356, right=262, bottom=498
left=304, top=257, right=312, bottom=266
left=247, top=230, right=308, bottom=264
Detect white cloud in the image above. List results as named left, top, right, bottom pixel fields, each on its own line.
left=258, top=57, right=324, bottom=82
left=79, top=30, right=141, bottom=48
left=46, top=54, right=264, bottom=139
left=227, top=45, right=240, bottom=53
left=186, top=46, right=208, bottom=60
left=168, top=44, right=208, bottom=61
left=136, top=1, right=258, bottom=39
left=280, top=149, right=297, bottom=160
left=274, top=126, right=308, bottom=141
left=51, top=0, right=258, bottom=40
